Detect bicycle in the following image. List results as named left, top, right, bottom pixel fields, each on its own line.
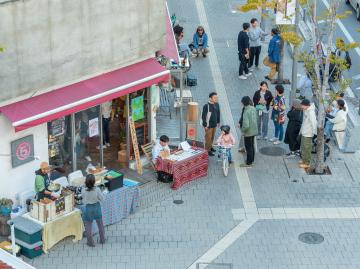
left=213, top=145, right=232, bottom=177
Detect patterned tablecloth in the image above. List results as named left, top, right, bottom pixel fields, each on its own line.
left=79, top=186, right=139, bottom=233
left=155, top=147, right=209, bottom=190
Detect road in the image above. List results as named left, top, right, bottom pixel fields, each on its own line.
left=317, top=0, right=360, bottom=96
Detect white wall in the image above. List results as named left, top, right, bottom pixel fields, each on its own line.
left=0, top=115, right=48, bottom=202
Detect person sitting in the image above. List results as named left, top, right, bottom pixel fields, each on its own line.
left=152, top=135, right=172, bottom=183
left=324, top=99, right=347, bottom=142
left=173, top=24, right=192, bottom=60
left=216, top=125, right=235, bottom=164
left=192, top=26, right=209, bottom=57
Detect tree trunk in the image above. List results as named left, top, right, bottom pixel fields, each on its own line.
left=315, top=103, right=325, bottom=173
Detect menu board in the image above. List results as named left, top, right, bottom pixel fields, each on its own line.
left=50, top=117, right=65, bottom=137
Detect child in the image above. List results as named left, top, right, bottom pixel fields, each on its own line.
left=216, top=125, right=236, bottom=164
left=82, top=174, right=105, bottom=247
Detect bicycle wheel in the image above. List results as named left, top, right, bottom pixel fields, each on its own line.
left=222, top=156, right=229, bottom=176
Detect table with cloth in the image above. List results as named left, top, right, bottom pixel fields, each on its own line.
left=79, top=186, right=139, bottom=233
left=22, top=209, right=84, bottom=253
left=155, top=147, right=208, bottom=190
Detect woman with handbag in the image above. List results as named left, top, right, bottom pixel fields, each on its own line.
left=253, top=81, right=273, bottom=140
left=270, top=85, right=286, bottom=145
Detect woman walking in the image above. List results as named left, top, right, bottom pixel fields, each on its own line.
left=82, top=174, right=106, bottom=247
left=253, top=81, right=273, bottom=140
left=284, top=99, right=303, bottom=156
left=270, top=85, right=286, bottom=145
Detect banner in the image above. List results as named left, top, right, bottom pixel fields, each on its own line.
left=131, top=96, right=145, bottom=121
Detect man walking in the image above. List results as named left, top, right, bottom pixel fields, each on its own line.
left=202, top=92, right=220, bottom=156
left=237, top=23, right=251, bottom=80
left=264, top=28, right=281, bottom=81
left=299, top=99, right=317, bottom=169
left=248, top=18, right=267, bottom=71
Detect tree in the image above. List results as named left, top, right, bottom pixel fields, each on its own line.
left=239, top=0, right=358, bottom=174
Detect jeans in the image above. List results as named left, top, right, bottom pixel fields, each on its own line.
left=249, top=46, right=262, bottom=67
left=239, top=54, right=249, bottom=75
left=274, top=121, right=284, bottom=141
left=324, top=121, right=334, bottom=137
left=244, top=136, right=255, bottom=165
left=226, top=148, right=232, bottom=162
left=102, top=117, right=110, bottom=144
left=257, top=112, right=269, bottom=138
left=300, top=136, right=312, bottom=165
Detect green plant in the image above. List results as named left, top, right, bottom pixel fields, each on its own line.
left=0, top=198, right=13, bottom=209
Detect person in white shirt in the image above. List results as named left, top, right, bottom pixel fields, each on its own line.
left=101, top=101, right=113, bottom=148
left=324, top=99, right=347, bottom=140
left=152, top=135, right=170, bottom=162
left=297, top=72, right=312, bottom=99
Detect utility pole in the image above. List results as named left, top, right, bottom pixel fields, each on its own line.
left=290, top=0, right=300, bottom=106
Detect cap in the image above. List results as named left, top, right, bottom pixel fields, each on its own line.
left=301, top=99, right=311, bottom=106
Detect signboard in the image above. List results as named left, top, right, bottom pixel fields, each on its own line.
left=11, top=135, right=35, bottom=168
left=131, top=96, right=145, bottom=121
left=275, top=0, right=296, bottom=25
left=49, top=117, right=65, bottom=137
left=88, top=117, right=99, bottom=137
left=129, top=117, right=142, bottom=175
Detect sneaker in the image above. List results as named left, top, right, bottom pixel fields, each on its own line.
left=286, top=151, right=296, bottom=157
left=269, top=137, right=277, bottom=142
left=239, top=163, right=253, bottom=168
left=85, top=156, right=92, bottom=162
left=273, top=140, right=282, bottom=145
left=245, top=72, right=252, bottom=76
left=239, top=75, right=247, bottom=80
left=295, top=150, right=301, bottom=156
left=106, top=143, right=111, bottom=147
left=208, top=151, right=215, bottom=156
left=263, top=136, right=268, bottom=141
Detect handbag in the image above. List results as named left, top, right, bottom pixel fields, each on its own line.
left=205, top=104, right=212, bottom=127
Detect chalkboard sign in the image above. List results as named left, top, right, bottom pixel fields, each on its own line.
left=136, top=126, right=145, bottom=146
left=49, top=117, right=65, bottom=137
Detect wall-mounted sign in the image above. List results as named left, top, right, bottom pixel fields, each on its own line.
left=88, top=117, right=99, bottom=137
left=131, top=96, right=145, bottom=121
left=49, top=117, right=65, bottom=137
left=11, top=135, right=35, bottom=168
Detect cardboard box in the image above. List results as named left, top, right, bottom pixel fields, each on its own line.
left=118, top=150, right=127, bottom=163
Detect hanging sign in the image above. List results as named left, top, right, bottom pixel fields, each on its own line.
left=88, top=117, right=99, bottom=137
left=131, top=96, right=145, bottom=121
left=11, top=135, right=35, bottom=168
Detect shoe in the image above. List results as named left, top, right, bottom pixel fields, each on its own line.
left=238, top=148, right=246, bottom=153
left=96, top=145, right=107, bottom=150
left=210, top=147, right=216, bottom=152
left=239, top=163, right=253, bottom=168
left=265, top=76, right=271, bottom=81
left=295, top=150, right=301, bottom=156
left=263, top=136, right=268, bottom=141
left=299, top=163, right=310, bottom=169
left=208, top=151, right=215, bottom=156
left=106, top=143, right=111, bottom=147
left=269, top=137, right=277, bottom=142
left=203, top=53, right=207, bottom=57
left=239, top=75, right=247, bottom=80
left=245, top=72, right=252, bottom=76
left=85, top=156, right=92, bottom=162
left=273, top=140, right=282, bottom=145
left=286, top=151, right=296, bottom=157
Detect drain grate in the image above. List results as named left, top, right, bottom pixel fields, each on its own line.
left=260, top=146, right=286, bottom=156
left=173, top=200, right=184, bottom=204
left=298, top=232, right=324, bottom=244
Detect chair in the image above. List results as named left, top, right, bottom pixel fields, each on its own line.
left=141, top=142, right=155, bottom=169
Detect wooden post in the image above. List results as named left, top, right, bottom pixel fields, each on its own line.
left=129, top=117, right=143, bottom=175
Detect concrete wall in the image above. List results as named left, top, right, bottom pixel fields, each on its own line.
left=0, top=114, right=48, bottom=202
left=0, top=0, right=166, bottom=105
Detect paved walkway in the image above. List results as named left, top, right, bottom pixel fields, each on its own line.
left=26, top=0, right=360, bottom=268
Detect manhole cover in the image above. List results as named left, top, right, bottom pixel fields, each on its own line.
left=173, top=200, right=183, bottom=204
left=259, top=146, right=286, bottom=156
left=298, top=232, right=324, bottom=244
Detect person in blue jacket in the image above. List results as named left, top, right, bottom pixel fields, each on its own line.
left=192, top=26, right=209, bottom=57
left=264, top=28, right=281, bottom=80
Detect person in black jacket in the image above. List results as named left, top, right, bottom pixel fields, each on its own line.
left=202, top=92, right=221, bottom=156
left=252, top=81, right=273, bottom=140
left=238, top=23, right=251, bottom=80
left=284, top=99, right=303, bottom=156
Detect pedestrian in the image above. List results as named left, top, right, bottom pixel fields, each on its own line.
left=248, top=18, right=267, bottom=71
left=237, top=23, right=251, bottom=80
left=264, top=28, right=281, bottom=81
left=299, top=99, right=317, bottom=169
left=202, top=92, right=220, bottom=156
left=82, top=174, right=106, bottom=247
left=324, top=99, right=347, bottom=142
left=284, top=99, right=303, bottom=156
left=238, top=96, right=258, bottom=167
left=216, top=125, right=236, bottom=164
left=297, top=71, right=312, bottom=100
left=253, top=81, right=273, bottom=140
left=270, top=85, right=286, bottom=145
left=99, top=101, right=112, bottom=149
left=192, top=26, right=209, bottom=57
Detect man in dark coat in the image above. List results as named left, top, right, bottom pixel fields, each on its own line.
left=238, top=23, right=251, bottom=80
left=202, top=92, right=220, bottom=156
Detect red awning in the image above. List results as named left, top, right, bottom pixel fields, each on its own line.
left=158, top=2, right=180, bottom=63
left=0, top=58, right=169, bottom=132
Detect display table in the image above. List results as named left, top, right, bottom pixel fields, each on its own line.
left=155, top=147, right=208, bottom=189
left=79, top=186, right=139, bottom=233
left=22, top=209, right=83, bottom=253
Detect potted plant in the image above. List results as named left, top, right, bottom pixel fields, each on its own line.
left=0, top=198, right=13, bottom=216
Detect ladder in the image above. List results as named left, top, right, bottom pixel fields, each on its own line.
left=129, top=117, right=143, bottom=175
